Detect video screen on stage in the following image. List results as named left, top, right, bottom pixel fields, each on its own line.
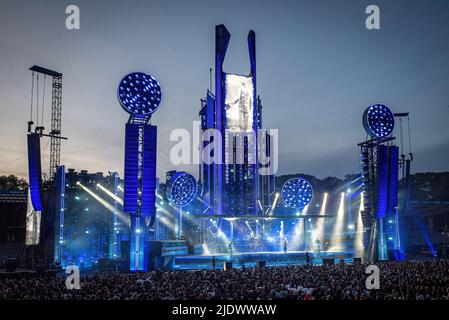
left=224, top=73, right=254, bottom=133
left=25, top=190, right=41, bottom=246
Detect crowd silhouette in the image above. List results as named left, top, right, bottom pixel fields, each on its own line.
left=1, top=260, right=448, bottom=300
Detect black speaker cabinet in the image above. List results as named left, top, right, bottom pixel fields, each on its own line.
left=353, top=257, right=362, bottom=264
left=224, top=261, right=233, bottom=271
left=5, top=258, right=17, bottom=272
left=144, top=240, right=163, bottom=271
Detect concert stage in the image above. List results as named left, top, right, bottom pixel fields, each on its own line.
left=169, top=251, right=354, bottom=271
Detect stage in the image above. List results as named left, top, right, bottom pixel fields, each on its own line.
left=169, top=250, right=355, bottom=270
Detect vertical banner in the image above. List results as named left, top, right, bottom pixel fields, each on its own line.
left=377, top=145, right=389, bottom=219
left=123, top=123, right=139, bottom=213
left=141, top=125, right=157, bottom=218
left=388, top=146, right=399, bottom=214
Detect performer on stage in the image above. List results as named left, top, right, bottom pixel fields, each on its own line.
left=283, top=238, right=288, bottom=253
left=305, top=251, right=311, bottom=265
left=228, top=240, right=233, bottom=257
left=211, top=255, right=217, bottom=270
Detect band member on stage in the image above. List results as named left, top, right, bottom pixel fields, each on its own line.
left=228, top=240, right=233, bottom=256
left=305, top=251, right=311, bottom=265
left=283, top=238, right=288, bottom=253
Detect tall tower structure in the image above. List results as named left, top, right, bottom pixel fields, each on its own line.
left=199, top=25, right=274, bottom=216
left=359, top=104, right=401, bottom=261
left=117, top=72, right=161, bottom=271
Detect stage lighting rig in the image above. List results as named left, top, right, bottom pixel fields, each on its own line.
left=166, top=171, right=198, bottom=207
left=117, top=71, right=162, bottom=271
left=363, top=104, right=395, bottom=138
left=118, top=72, right=162, bottom=117
left=166, top=171, right=198, bottom=238
left=281, top=178, right=313, bottom=209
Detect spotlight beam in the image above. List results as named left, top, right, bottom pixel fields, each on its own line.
left=330, top=192, right=346, bottom=251
left=267, top=192, right=280, bottom=215
left=354, top=193, right=365, bottom=257
left=97, top=184, right=123, bottom=205
left=78, top=183, right=129, bottom=225
left=312, top=193, right=328, bottom=247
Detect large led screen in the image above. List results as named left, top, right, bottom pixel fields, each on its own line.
left=224, top=73, right=254, bottom=133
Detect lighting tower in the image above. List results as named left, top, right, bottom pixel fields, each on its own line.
left=117, top=72, right=162, bottom=271
left=359, top=104, right=401, bottom=261
left=165, top=171, right=198, bottom=238
left=198, top=25, right=275, bottom=217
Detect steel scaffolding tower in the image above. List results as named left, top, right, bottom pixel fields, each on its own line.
left=49, top=75, right=63, bottom=180
left=29, top=65, right=63, bottom=181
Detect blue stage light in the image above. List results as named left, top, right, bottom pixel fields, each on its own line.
left=363, top=104, right=395, bottom=138
left=167, top=172, right=198, bottom=207
left=118, top=72, right=162, bottom=117
left=281, top=178, right=313, bottom=209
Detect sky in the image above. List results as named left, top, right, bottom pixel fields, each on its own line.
left=0, top=0, right=449, bottom=180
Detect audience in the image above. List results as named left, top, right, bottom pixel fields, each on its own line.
left=0, top=260, right=448, bottom=300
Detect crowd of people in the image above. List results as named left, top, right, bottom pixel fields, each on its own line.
left=0, top=260, right=448, bottom=300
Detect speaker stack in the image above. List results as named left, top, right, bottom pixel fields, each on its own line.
left=224, top=261, right=233, bottom=271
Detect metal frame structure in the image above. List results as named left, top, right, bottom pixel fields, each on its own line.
left=49, top=75, right=63, bottom=180
left=29, top=65, right=63, bottom=181
left=200, top=25, right=274, bottom=218
left=359, top=130, right=400, bottom=261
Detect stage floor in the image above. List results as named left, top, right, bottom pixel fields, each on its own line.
left=171, top=250, right=354, bottom=270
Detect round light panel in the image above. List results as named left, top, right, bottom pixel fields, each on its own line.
left=281, top=178, right=313, bottom=209
left=363, top=104, right=395, bottom=138
left=118, top=72, right=162, bottom=117
left=167, top=172, right=198, bottom=207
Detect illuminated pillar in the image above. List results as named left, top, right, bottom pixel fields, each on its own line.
left=248, top=29, right=259, bottom=215
left=55, top=165, right=65, bottom=263
left=215, top=25, right=230, bottom=215
left=130, top=216, right=145, bottom=271
left=178, top=208, right=183, bottom=238
left=110, top=172, right=120, bottom=259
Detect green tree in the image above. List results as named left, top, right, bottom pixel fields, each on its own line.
left=0, top=175, right=28, bottom=190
